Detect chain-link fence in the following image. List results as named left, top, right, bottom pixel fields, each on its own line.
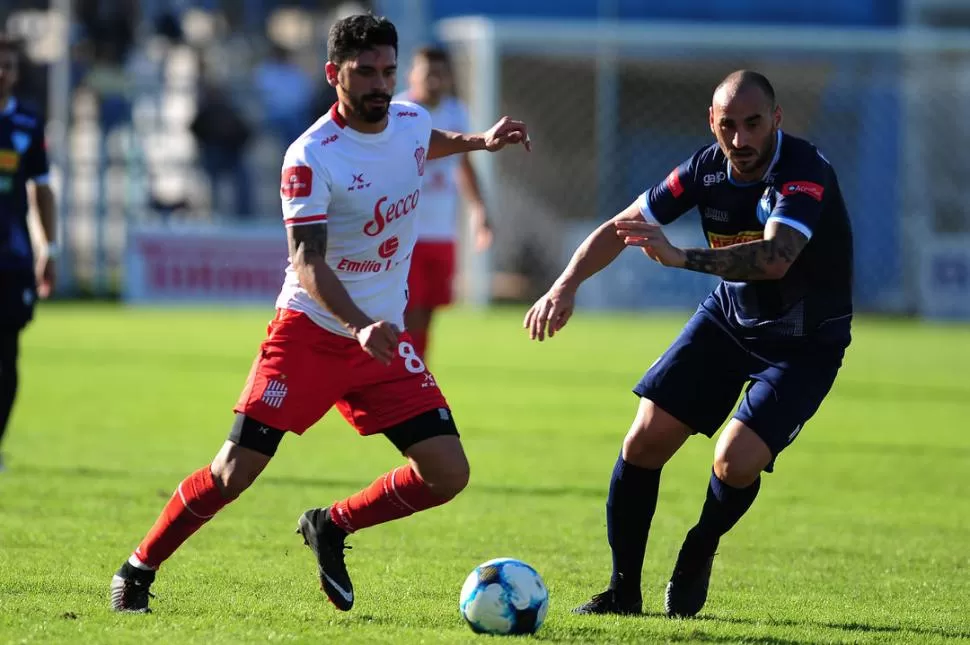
left=440, top=18, right=970, bottom=315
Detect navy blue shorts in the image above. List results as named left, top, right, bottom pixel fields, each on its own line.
left=0, top=272, right=36, bottom=331
left=633, top=306, right=846, bottom=465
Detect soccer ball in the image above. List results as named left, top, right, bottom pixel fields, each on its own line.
left=459, top=557, right=549, bottom=635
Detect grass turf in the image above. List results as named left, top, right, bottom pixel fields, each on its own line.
left=1, top=304, right=968, bottom=644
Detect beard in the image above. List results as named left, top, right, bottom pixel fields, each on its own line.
left=348, top=91, right=392, bottom=123
left=727, top=128, right=776, bottom=176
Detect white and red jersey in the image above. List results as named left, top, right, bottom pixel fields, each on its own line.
left=396, top=94, right=469, bottom=241
left=276, top=101, right=433, bottom=337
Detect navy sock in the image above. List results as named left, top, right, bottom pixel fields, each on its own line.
left=606, top=453, right=661, bottom=595
left=684, top=468, right=761, bottom=556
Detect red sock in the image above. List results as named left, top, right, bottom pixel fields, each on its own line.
left=330, top=465, right=450, bottom=533
left=410, top=328, right=429, bottom=359
left=133, top=466, right=232, bottom=569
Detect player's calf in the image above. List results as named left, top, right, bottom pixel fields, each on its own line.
left=109, top=416, right=284, bottom=613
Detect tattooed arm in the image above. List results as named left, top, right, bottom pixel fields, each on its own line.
left=615, top=219, right=808, bottom=281
left=682, top=221, right=808, bottom=280
left=286, top=223, right=374, bottom=335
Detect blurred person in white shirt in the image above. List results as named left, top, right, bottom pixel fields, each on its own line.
left=397, top=46, right=491, bottom=361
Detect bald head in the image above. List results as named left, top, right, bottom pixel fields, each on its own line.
left=713, top=70, right=776, bottom=110
left=709, top=70, right=781, bottom=181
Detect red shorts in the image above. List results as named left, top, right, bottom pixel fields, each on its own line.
left=234, top=309, right=449, bottom=435
left=407, top=241, right=457, bottom=309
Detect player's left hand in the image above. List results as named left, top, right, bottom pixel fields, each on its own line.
left=36, top=255, right=56, bottom=299
left=483, top=116, right=532, bottom=153
left=614, top=220, right=686, bottom=268
left=470, top=203, right=493, bottom=251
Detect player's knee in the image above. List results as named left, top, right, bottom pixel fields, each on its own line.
left=712, top=453, right=761, bottom=488
left=421, top=458, right=470, bottom=500
left=210, top=458, right=259, bottom=499
left=620, top=399, right=691, bottom=469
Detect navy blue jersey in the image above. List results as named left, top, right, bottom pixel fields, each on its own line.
left=638, top=130, right=853, bottom=342
left=0, top=98, right=49, bottom=274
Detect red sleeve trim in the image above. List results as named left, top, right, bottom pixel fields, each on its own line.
left=284, top=214, right=328, bottom=227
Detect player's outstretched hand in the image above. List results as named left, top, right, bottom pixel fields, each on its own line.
left=356, top=320, right=401, bottom=365
left=524, top=285, right=575, bottom=342
left=484, top=116, right=532, bottom=153
left=614, top=220, right=686, bottom=268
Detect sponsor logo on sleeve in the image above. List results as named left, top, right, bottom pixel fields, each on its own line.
left=665, top=169, right=684, bottom=198
left=281, top=166, right=312, bottom=199
left=782, top=181, right=824, bottom=202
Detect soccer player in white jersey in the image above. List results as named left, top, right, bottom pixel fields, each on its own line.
left=110, top=14, right=530, bottom=614
left=397, top=46, right=491, bottom=360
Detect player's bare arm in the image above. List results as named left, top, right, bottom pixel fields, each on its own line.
left=427, top=116, right=532, bottom=160
left=457, top=155, right=492, bottom=250
left=287, top=223, right=399, bottom=364
left=615, top=219, right=808, bottom=281
left=525, top=201, right=644, bottom=341
left=28, top=182, right=57, bottom=298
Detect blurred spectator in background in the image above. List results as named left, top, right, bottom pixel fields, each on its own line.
left=82, top=41, right=133, bottom=139
left=253, top=44, right=314, bottom=147
left=190, top=78, right=254, bottom=219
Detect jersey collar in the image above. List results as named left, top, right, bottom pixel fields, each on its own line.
left=0, top=97, right=16, bottom=117
left=727, top=129, right=783, bottom=186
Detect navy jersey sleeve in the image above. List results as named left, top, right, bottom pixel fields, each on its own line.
left=768, top=149, right=829, bottom=240
left=22, top=121, right=49, bottom=183
left=637, top=149, right=704, bottom=225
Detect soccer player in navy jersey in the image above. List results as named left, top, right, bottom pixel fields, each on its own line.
left=525, top=70, right=853, bottom=617
left=0, top=36, right=57, bottom=472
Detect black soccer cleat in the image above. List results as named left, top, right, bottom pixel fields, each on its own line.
left=572, top=588, right=642, bottom=615
left=297, top=507, right=354, bottom=611
left=110, top=561, right=156, bottom=613
left=664, top=549, right=716, bottom=618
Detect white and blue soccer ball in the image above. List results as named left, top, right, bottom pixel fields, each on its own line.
left=459, top=557, right=549, bottom=635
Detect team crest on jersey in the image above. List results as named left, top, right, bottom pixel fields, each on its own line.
left=11, top=131, right=31, bottom=154
left=414, top=146, right=426, bottom=176
left=261, top=379, right=288, bottom=409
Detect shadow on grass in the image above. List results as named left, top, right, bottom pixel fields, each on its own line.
left=13, top=464, right=610, bottom=500
left=690, top=612, right=970, bottom=642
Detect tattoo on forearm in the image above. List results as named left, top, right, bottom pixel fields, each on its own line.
left=288, top=223, right=328, bottom=264
left=683, top=226, right=805, bottom=280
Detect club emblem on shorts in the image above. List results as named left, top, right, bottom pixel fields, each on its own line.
left=261, top=379, right=288, bottom=409
left=414, top=146, right=426, bottom=176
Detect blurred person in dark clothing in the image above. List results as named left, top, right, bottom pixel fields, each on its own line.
left=190, top=80, right=254, bottom=218
left=0, top=37, right=58, bottom=472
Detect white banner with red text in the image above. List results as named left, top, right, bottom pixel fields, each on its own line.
left=124, top=224, right=288, bottom=304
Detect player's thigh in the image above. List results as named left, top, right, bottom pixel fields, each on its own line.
left=337, top=333, right=451, bottom=438
left=234, top=309, right=349, bottom=435
left=733, top=344, right=845, bottom=468
left=633, top=310, right=751, bottom=443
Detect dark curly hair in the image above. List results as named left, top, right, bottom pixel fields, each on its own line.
left=327, top=14, right=397, bottom=65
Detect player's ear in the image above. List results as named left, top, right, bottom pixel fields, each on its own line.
left=708, top=106, right=715, bottom=135
left=325, top=61, right=340, bottom=87
left=773, top=104, right=783, bottom=129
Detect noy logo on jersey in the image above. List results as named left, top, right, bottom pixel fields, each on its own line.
left=364, top=189, right=421, bottom=237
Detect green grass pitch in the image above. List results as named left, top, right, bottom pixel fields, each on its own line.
left=1, top=304, right=968, bottom=644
